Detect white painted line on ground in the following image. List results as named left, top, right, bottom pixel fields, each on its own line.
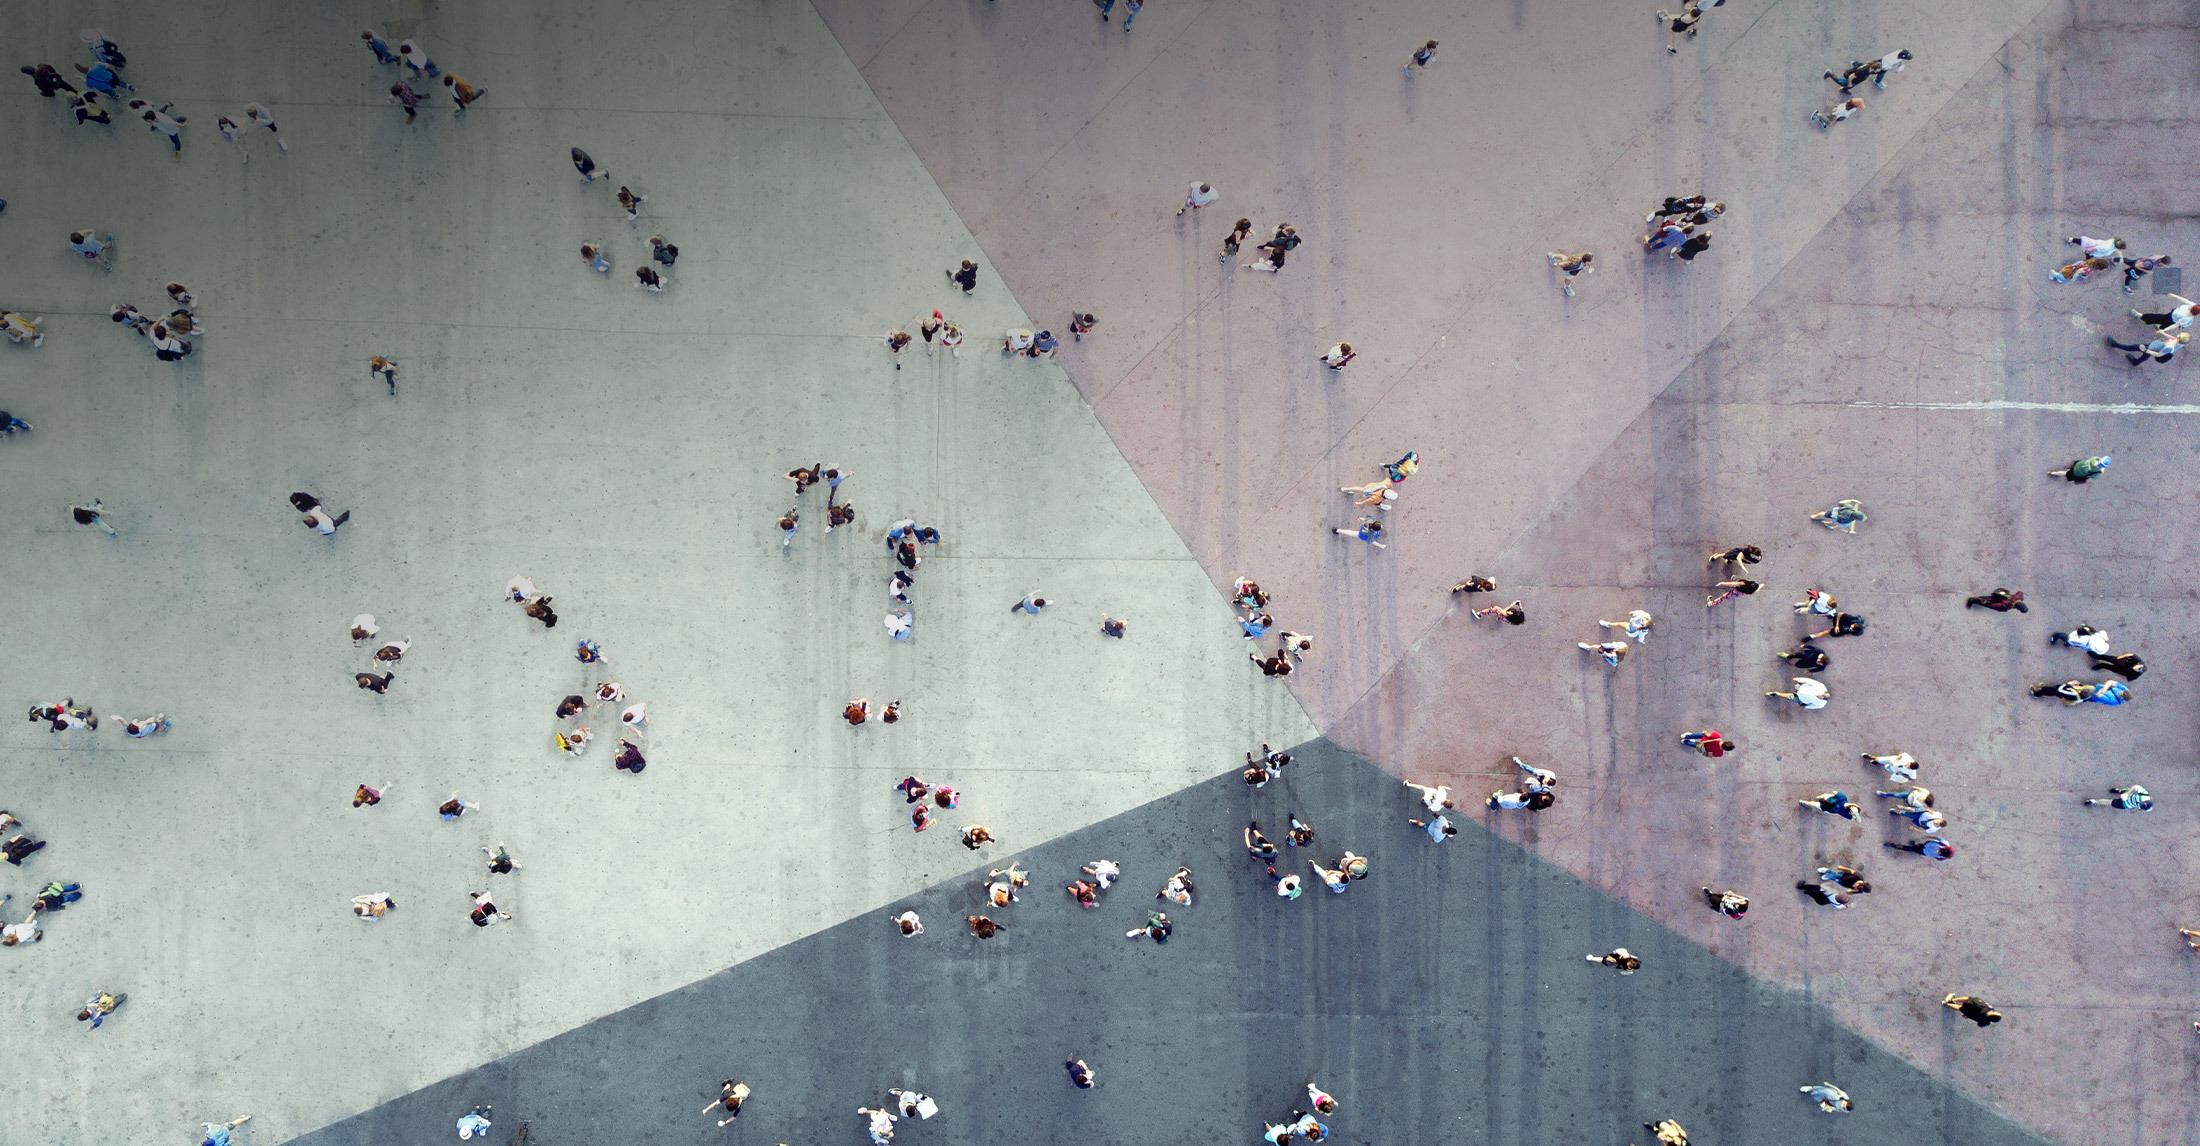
left=1846, top=400, right=2200, bottom=414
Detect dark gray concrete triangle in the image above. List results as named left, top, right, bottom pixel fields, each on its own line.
left=288, top=740, right=2049, bottom=1146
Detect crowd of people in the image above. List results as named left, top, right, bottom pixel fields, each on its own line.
left=6, top=10, right=2176, bottom=1146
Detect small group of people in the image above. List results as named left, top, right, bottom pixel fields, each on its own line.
left=108, top=283, right=203, bottom=362
left=1235, top=575, right=1314, bottom=677
left=1640, top=193, right=1720, bottom=261
left=361, top=29, right=490, bottom=122
left=1235, top=220, right=1303, bottom=272
left=1330, top=451, right=1418, bottom=557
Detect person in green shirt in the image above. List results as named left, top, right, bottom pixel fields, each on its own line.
left=2050, top=455, right=2112, bottom=482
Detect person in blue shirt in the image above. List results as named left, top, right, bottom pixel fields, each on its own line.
left=73, top=61, right=131, bottom=95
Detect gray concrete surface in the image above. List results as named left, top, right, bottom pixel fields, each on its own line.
left=0, top=3, right=1312, bottom=1143
left=292, top=743, right=2054, bottom=1146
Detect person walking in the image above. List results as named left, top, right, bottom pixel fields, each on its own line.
left=1471, top=600, right=1527, bottom=625
left=2120, top=252, right=2171, bottom=293
left=2106, top=329, right=2188, bottom=366
left=1121, top=0, right=1141, bottom=31
left=2082, top=785, right=2152, bottom=810
left=571, top=147, right=606, bottom=183
left=352, top=781, right=393, bottom=807
left=1965, top=588, right=2027, bottom=612
left=1334, top=518, right=1386, bottom=548
left=69, top=498, right=117, bottom=535
left=22, top=63, right=77, bottom=98
left=2131, top=294, right=2197, bottom=330
left=199, top=1116, right=253, bottom=1146
left=1801, top=1083, right=1853, bottom=1113
left=1405, top=40, right=1439, bottom=76
left=397, top=38, right=439, bottom=77
left=68, top=231, right=115, bottom=269
left=1176, top=182, right=1217, bottom=216
left=389, top=81, right=422, bottom=123
left=704, top=1080, right=750, bottom=1127
left=1011, top=590, right=1049, bottom=615
left=1864, top=750, right=1919, bottom=782
left=114, top=713, right=169, bottom=737
left=1810, top=98, right=1865, bottom=129
left=1809, top=499, right=1867, bottom=531
left=1319, top=343, right=1355, bottom=370
left=1587, top=948, right=1641, bottom=973
left=468, top=890, right=511, bottom=926
left=1598, top=609, right=1654, bottom=642
left=2049, top=623, right=2111, bottom=655
left=1886, top=837, right=1955, bottom=860
left=2071, top=234, right=2126, bottom=260
left=1578, top=640, right=1629, bottom=666
left=351, top=892, right=395, bottom=920
left=367, top=355, right=398, bottom=395
left=1656, top=4, right=1704, bottom=53
left=442, top=73, right=487, bottom=113
left=1941, top=994, right=2002, bottom=1027
left=1702, top=888, right=1748, bottom=919
left=243, top=103, right=288, bottom=151
left=617, top=185, right=645, bottom=221
left=1816, top=864, right=1871, bottom=893
left=76, top=988, right=127, bottom=1028
left=439, top=792, right=480, bottom=820
left=482, top=843, right=520, bottom=874
left=1807, top=611, right=1867, bottom=640
left=1066, top=1058, right=1097, bottom=1088
left=1126, top=909, right=1172, bottom=941
left=2048, top=455, right=2110, bottom=483
left=129, top=101, right=186, bottom=156
left=1222, top=218, right=1252, bottom=262
left=1796, top=881, right=1848, bottom=909
left=361, top=29, right=400, bottom=64
left=1706, top=579, right=1759, bottom=607
left=1799, top=791, right=1860, bottom=819
left=1680, top=730, right=1733, bottom=757
left=946, top=259, right=978, bottom=293
left=1548, top=251, right=1592, bottom=295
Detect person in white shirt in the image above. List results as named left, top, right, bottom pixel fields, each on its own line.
left=397, top=39, right=438, bottom=78
left=1403, top=780, right=1452, bottom=812
left=1579, top=640, right=1630, bottom=666
left=1002, top=328, right=1034, bottom=355
left=884, top=610, right=913, bottom=641
left=2070, top=234, right=2125, bottom=261
left=1157, top=866, right=1193, bottom=906
left=1176, top=182, right=1216, bottom=216
left=1801, top=1082, right=1853, bottom=1113
left=1864, top=750, right=1918, bottom=782
left=890, top=910, right=922, bottom=936
left=1810, top=98, right=1864, bottom=129
left=68, top=230, right=114, bottom=267
left=115, top=713, right=169, bottom=737
left=1513, top=756, right=1558, bottom=792
left=620, top=702, right=648, bottom=727
left=1083, top=859, right=1120, bottom=889
left=1769, top=677, right=1829, bottom=709
left=1319, top=343, right=1355, bottom=370
left=302, top=504, right=350, bottom=534
left=2050, top=624, right=2110, bottom=656
left=352, top=892, right=394, bottom=920
left=1, top=910, right=42, bottom=946
left=1410, top=813, right=1456, bottom=841
left=1598, top=609, right=1654, bottom=642
left=2133, top=294, right=2197, bottom=330
left=372, top=637, right=411, bottom=663
left=244, top=103, right=287, bottom=150
left=350, top=614, right=379, bottom=641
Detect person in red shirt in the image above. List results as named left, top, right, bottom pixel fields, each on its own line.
left=1680, top=730, right=1733, bottom=757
